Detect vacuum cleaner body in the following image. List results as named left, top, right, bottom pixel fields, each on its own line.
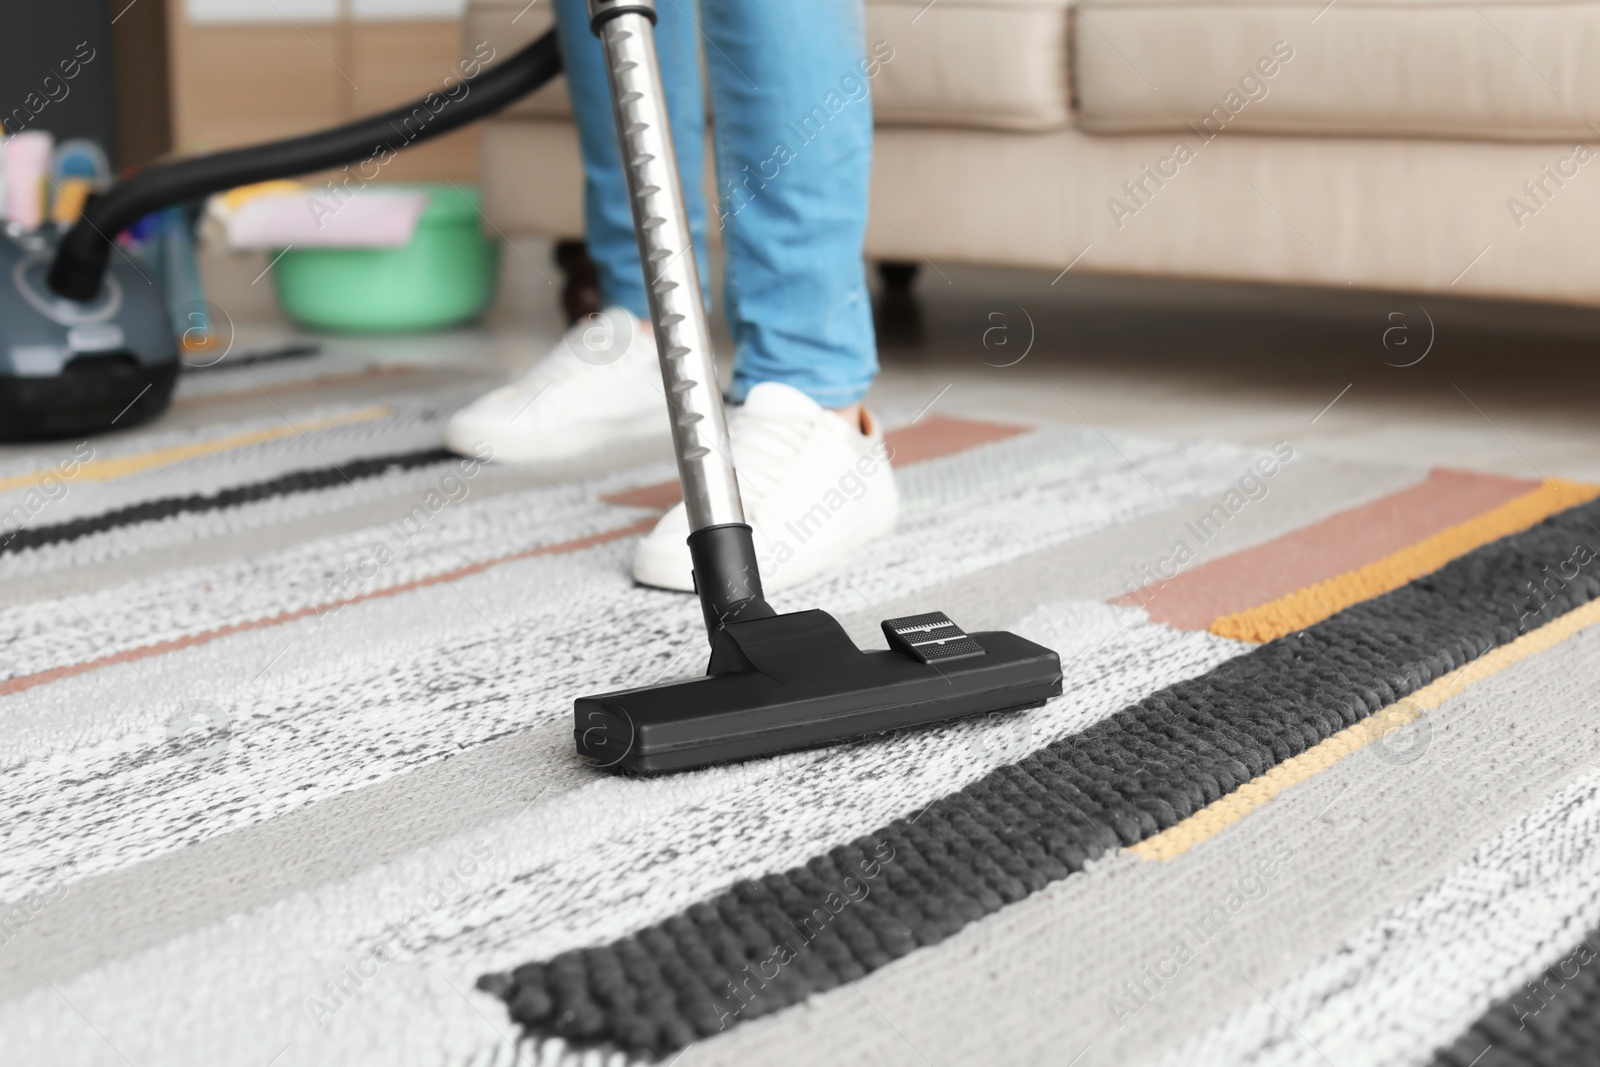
left=10, top=28, right=563, bottom=444
left=1, top=226, right=177, bottom=441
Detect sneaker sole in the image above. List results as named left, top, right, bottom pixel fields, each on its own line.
left=632, top=508, right=900, bottom=595
left=445, top=412, right=667, bottom=465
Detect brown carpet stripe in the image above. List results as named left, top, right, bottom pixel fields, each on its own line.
left=479, top=493, right=1600, bottom=1058
left=1119, top=467, right=1539, bottom=631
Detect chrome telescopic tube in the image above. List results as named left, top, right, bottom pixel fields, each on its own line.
left=587, top=0, right=744, bottom=532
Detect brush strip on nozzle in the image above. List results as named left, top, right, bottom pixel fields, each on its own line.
left=575, top=609, right=1062, bottom=774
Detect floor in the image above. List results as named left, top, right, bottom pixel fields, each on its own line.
left=196, top=238, right=1600, bottom=482
left=9, top=241, right=1600, bottom=1067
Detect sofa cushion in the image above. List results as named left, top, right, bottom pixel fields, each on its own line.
left=868, top=0, right=1073, bottom=130
left=465, top=0, right=1074, bottom=131
left=1073, top=0, right=1600, bottom=140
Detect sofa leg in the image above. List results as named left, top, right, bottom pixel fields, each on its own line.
left=554, top=239, right=602, bottom=326
left=874, top=260, right=925, bottom=348
left=878, top=261, right=920, bottom=293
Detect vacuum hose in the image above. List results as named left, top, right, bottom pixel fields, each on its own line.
left=47, top=29, right=562, bottom=302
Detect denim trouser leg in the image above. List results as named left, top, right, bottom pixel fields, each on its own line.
left=702, top=0, right=877, bottom=406
left=554, top=0, right=878, bottom=408
left=551, top=0, right=709, bottom=320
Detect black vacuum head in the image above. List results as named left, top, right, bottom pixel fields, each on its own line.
left=575, top=609, right=1062, bottom=774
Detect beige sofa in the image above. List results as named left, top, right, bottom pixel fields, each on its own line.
left=468, top=0, right=1600, bottom=307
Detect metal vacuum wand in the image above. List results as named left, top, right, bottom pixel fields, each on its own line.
left=573, top=2, right=1061, bottom=778
left=587, top=0, right=774, bottom=638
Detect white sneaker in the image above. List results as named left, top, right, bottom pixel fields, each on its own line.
left=632, top=382, right=899, bottom=593
left=445, top=307, right=666, bottom=463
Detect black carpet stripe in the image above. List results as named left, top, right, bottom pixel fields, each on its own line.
left=0, top=448, right=455, bottom=556
left=478, top=497, right=1600, bottom=1059
left=1434, top=930, right=1600, bottom=1067
left=180, top=341, right=322, bottom=373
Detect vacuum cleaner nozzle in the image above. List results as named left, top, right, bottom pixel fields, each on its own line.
left=573, top=4, right=1062, bottom=774
left=576, top=609, right=1063, bottom=774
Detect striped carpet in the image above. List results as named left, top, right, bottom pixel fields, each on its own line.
left=4, top=362, right=1599, bottom=1067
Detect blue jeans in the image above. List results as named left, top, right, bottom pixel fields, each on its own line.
left=552, top=0, right=879, bottom=407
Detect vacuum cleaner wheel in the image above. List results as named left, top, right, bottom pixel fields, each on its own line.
left=0, top=353, right=178, bottom=442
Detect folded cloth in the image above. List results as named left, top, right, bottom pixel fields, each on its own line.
left=4, top=131, right=54, bottom=229
left=206, top=182, right=431, bottom=249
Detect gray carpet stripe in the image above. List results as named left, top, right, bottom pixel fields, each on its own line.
left=1, top=448, right=457, bottom=554
left=0, top=473, right=642, bottom=684
left=0, top=416, right=455, bottom=528
left=1159, top=766, right=1600, bottom=1067
left=0, top=451, right=463, bottom=579
left=0, top=433, right=1261, bottom=902
left=0, top=425, right=1236, bottom=697
left=481, top=495, right=1600, bottom=1056
left=0, top=437, right=675, bottom=610
left=677, top=611, right=1600, bottom=1067
left=0, top=456, right=1408, bottom=1005
left=0, top=604, right=1242, bottom=1067
left=0, top=399, right=1463, bottom=1067
left=0, top=396, right=477, bottom=576
left=174, top=342, right=321, bottom=379
left=0, top=718, right=581, bottom=1001
left=1434, top=930, right=1600, bottom=1067
left=0, top=397, right=460, bottom=497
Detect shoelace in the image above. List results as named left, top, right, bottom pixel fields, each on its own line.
left=727, top=404, right=818, bottom=504
left=509, top=317, right=643, bottom=398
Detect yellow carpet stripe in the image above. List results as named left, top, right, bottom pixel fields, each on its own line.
left=0, top=406, right=391, bottom=493
left=1131, top=595, right=1600, bottom=862
left=1209, top=478, right=1600, bottom=643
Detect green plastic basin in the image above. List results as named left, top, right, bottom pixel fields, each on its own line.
left=271, top=183, right=499, bottom=333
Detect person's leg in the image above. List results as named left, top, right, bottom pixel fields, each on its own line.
left=551, top=0, right=710, bottom=318
left=699, top=0, right=878, bottom=408
left=631, top=1, right=895, bottom=592
left=444, top=3, right=711, bottom=464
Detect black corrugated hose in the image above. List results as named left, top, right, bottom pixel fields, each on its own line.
left=47, top=28, right=562, bottom=301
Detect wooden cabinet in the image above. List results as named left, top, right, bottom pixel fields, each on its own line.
left=168, top=0, right=481, bottom=181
